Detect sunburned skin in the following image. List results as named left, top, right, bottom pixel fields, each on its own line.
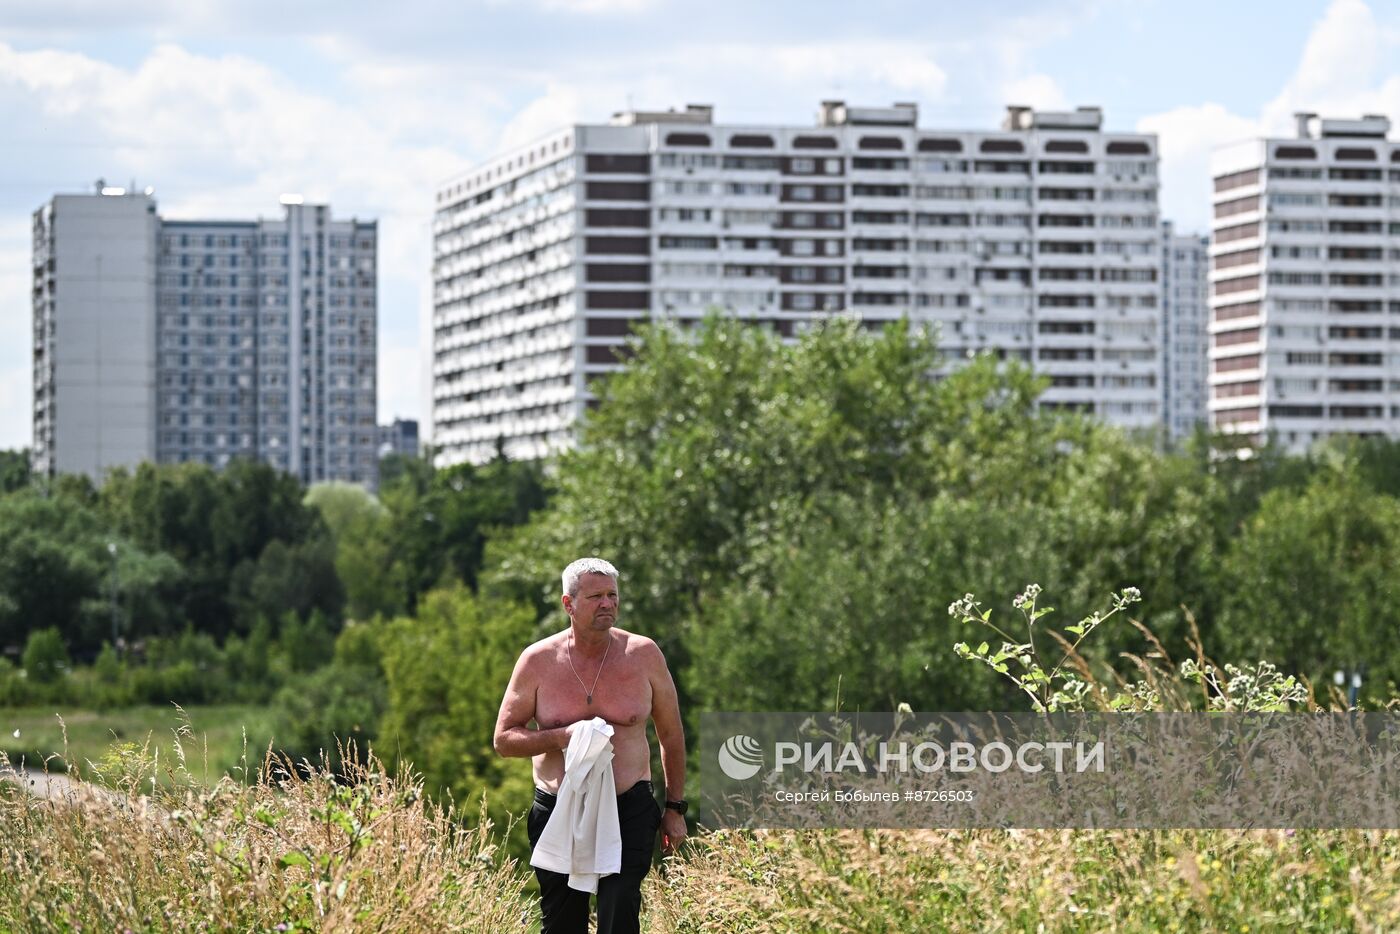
left=531, top=628, right=655, bottom=794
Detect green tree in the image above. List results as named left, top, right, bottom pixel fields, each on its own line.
left=100, top=460, right=325, bottom=640
left=305, top=482, right=402, bottom=621
left=381, top=455, right=548, bottom=613
left=487, top=316, right=1098, bottom=713
left=0, top=449, right=30, bottom=494
left=377, top=587, right=535, bottom=851
left=228, top=536, right=345, bottom=633
left=0, top=489, right=180, bottom=655
left=22, top=627, right=70, bottom=683
left=1215, top=464, right=1400, bottom=695
left=687, top=491, right=1058, bottom=711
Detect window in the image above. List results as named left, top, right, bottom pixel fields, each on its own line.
left=586, top=181, right=649, bottom=200
left=730, top=134, right=775, bottom=148
left=665, top=132, right=710, bottom=146
left=1335, top=147, right=1377, bottom=161
left=586, top=291, right=647, bottom=310
left=859, top=136, right=904, bottom=150
left=918, top=138, right=962, bottom=153
left=586, top=236, right=650, bottom=255
left=980, top=139, right=1024, bottom=154
left=852, top=157, right=909, bottom=171
left=658, top=235, right=718, bottom=249
left=585, top=208, right=649, bottom=226
left=586, top=154, right=649, bottom=173
left=586, top=263, right=650, bottom=283
left=722, top=156, right=780, bottom=171
left=1106, top=141, right=1150, bottom=155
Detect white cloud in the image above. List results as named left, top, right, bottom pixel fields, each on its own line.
left=763, top=41, right=948, bottom=101
left=499, top=83, right=595, bottom=153
left=1139, top=0, right=1400, bottom=234
left=1261, top=0, right=1383, bottom=133
left=538, top=0, right=656, bottom=12
left=1001, top=73, right=1068, bottom=111
left=1138, top=103, right=1260, bottom=234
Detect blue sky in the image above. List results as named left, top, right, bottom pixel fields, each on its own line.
left=1, top=0, right=1398, bottom=450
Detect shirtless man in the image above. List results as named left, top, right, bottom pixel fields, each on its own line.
left=494, top=557, right=687, bottom=934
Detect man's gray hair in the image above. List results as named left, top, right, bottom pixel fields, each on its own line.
left=562, top=557, right=620, bottom=598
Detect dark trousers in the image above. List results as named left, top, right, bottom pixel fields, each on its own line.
left=527, top=780, right=662, bottom=934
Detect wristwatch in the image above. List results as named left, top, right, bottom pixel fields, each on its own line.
left=664, top=799, right=688, bottom=815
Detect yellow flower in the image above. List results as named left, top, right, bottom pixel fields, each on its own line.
left=1211, top=859, right=1223, bottom=871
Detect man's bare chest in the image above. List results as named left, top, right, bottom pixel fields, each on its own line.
left=535, top=657, right=652, bottom=730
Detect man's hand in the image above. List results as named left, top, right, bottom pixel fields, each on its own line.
left=660, top=808, right=687, bottom=855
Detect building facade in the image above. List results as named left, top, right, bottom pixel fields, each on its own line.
left=432, top=102, right=1162, bottom=465
left=378, top=417, right=420, bottom=459
left=1161, top=221, right=1210, bottom=440
left=33, top=188, right=379, bottom=486
left=1209, top=113, right=1400, bottom=452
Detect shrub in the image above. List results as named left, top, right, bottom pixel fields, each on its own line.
left=268, top=662, right=387, bottom=772
left=21, top=627, right=69, bottom=684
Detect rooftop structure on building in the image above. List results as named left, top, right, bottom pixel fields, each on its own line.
left=432, top=102, right=1162, bottom=465
left=1208, top=112, right=1400, bottom=452
left=32, top=186, right=379, bottom=486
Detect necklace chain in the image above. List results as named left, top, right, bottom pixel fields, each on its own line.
left=567, top=630, right=612, bottom=705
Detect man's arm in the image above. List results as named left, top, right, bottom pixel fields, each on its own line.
left=494, top=647, right=571, bottom=758
left=648, top=641, right=687, bottom=852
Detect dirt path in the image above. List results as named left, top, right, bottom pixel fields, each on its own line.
left=1, top=764, right=125, bottom=808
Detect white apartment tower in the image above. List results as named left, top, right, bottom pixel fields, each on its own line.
left=432, top=103, right=1162, bottom=465
left=1209, top=113, right=1400, bottom=451
left=1161, top=221, right=1210, bottom=439
left=33, top=188, right=379, bottom=486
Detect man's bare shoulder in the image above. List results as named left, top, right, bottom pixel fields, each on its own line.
left=517, top=632, right=566, bottom=669
left=615, top=629, right=666, bottom=665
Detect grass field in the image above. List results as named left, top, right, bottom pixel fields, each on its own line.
left=0, top=704, right=276, bottom=785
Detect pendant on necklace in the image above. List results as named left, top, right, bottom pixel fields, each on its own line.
left=586, top=694, right=593, bottom=704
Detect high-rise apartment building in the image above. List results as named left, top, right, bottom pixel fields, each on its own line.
left=33, top=187, right=379, bottom=486
left=432, top=102, right=1162, bottom=465
left=1161, top=221, right=1210, bottom=440
left=1209, top=113, right=1400, bottom=451
left=378, top=417, right=420, bottom=459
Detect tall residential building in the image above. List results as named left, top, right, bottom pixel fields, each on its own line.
left=1209, top=113, right=1400, bottom=452
left=378, top=417, right=420, bottom=458
left=432, top=102, right=1162, bottom=465
left=1161, top=221, right=1210, bottom=439
left=32, top=187, right=379, bottom=486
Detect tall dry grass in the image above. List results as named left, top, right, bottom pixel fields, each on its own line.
left=644, top=827, right=1400, bottom=933
left=0, top=722, right=532, bottom=932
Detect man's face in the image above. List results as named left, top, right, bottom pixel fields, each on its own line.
left=564, top=573, right=619, bottom=631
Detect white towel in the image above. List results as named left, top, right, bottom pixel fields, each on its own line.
left=529, top=717, right=622, bottom=893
